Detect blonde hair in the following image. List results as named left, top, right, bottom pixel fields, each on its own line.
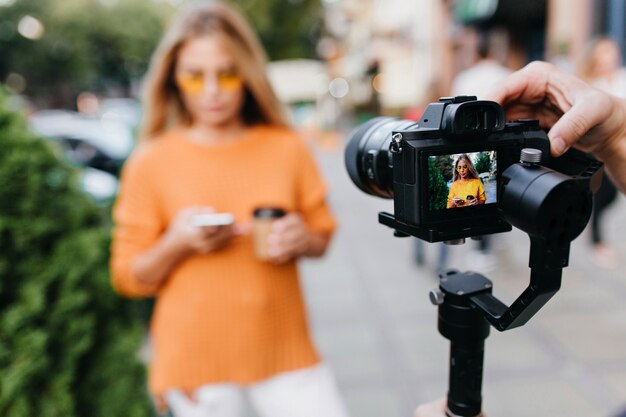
left=452, top=154, right=480, bottom=182
left=139, top=0, right=288, bottom=140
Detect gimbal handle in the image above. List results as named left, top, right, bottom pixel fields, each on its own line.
left=436, top=149, right=602, bottom=416
left=436, top=235, right=569, bottom=416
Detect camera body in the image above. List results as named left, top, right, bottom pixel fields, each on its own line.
left=393, top=96, right=551, bottom=241
left=346, top=96, right=603, bottom=416
left=346, top=96, right=552, bottom=242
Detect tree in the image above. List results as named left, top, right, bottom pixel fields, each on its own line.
left=0, top=89, right=152, bottom=417
left=0, top=0, right=324, bottom=108
left=0, top=0, right=169, bottom=106
left=474, top=152, right=492, bottom=175
left=236, top=0, right=323, bottom=60
left=434, top=155, right=454, bottom=182
left=428, top=157, right=449, bottom=211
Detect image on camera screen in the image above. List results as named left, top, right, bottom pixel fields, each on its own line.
left=428, top=151, right=497, bottom=211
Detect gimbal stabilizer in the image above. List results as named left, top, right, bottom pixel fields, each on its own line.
left=380, top=148, right=603, bottom=417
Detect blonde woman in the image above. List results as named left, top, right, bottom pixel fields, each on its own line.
left=110, top=2, right=349, bottom=416
left=446, top=154, right=486, bottom=208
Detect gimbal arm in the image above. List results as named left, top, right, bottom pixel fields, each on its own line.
left=436, top=149, right=602, bottom=416
left=469, top=237, right=566, bottom=331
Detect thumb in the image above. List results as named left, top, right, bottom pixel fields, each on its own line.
left=234, top=221, right=252, bottom=236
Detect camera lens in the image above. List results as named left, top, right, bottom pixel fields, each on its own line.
left=345, top=117, right=418, bottom=198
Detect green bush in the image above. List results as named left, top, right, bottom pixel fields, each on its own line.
left=429, top=157, right=450, bottom=211
left=0, top=90, right=152, bottom=417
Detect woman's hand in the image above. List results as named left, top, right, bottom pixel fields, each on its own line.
left=266, top=213, right=311, bottom=264
left=165, top=207, right=237, bottom=255
left=132, top=206, right=243, bottom=286
left=451, top=197, right=464, bottom=207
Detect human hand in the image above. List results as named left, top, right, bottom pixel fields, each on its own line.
left=166, top=207, right=239, bottom=255
left=452, top=197, right=465, bottom=207
left=266, top=213, right=310, bottom=264
left=486, top=61, right=626, bottom=160
left=414, top=398, right=447, bottom=417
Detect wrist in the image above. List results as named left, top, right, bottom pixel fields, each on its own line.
left=302, top=232, right=329, bottom=258
left=298, top=232, right=313, bottom=257
left=162, top=229, right=194, bottom=260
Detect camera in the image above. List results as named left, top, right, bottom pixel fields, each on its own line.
left=346, top=95, right=605, bottom=416
left=346, top=96, right=557, bottom=242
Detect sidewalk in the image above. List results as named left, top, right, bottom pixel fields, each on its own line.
left=299, top=139, right=626, bottom=417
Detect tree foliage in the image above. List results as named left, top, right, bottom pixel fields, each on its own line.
left=0, top=0, right=169, bottom=106
left=236, top=0, right=322, bottom=60
left=0, top=0, right=323, bottom=107
left=433, top=155, right=453, bottom=182
left=428, top=157, right=450, bottom=211
left=474, top=152, right=492, bottom=174
left=0, top=89, right=152, bottom=417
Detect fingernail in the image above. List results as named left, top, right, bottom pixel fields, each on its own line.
left=551, top=136, right=568, bottom=156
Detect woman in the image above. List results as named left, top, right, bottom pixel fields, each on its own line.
left=446, top=154, right=486, bottom=208
left=110, top=2, right=349, bottom=417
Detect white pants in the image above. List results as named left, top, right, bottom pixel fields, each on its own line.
left=165, top=363, right=350, bottom=417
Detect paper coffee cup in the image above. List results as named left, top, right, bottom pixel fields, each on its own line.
left=252, top=207, right=286, bottom=260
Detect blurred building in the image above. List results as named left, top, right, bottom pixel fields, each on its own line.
left=319, top=0, right=626, bottom=116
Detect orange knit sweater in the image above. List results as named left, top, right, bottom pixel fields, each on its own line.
left=110, top=125, right=336, bottom=396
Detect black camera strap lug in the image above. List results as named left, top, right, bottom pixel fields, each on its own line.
left=390, top=132, right=403, bottom=153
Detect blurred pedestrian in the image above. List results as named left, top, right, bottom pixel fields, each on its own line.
left=451, top=27, right=513, bottom=99
left=109, top=2, right=349, bottom=417
left=578, top=37, right=624, bottom=269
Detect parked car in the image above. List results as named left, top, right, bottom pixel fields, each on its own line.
left=29, top=109, right=136, bottom=201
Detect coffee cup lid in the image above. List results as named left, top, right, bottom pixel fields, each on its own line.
left=253, top=207, right=286, bottom=218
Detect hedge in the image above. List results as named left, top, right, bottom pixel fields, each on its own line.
left=0, top=90, right=153, bottom=417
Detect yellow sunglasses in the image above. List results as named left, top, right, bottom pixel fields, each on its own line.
left=175, top=70, right=243, bottom=94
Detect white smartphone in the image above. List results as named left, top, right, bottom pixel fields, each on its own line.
left=191, top=213, right=235, bottom=227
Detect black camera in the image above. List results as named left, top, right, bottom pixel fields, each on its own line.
left=345, top=96, right=598, bottom=243
left=346, top=96, right=605, bottom=416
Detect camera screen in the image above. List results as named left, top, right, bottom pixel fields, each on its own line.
left=428, top=151, right=497, bottom=211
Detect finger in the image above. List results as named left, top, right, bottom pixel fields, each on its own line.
left=198, top=225, right=220, bottom=237
left=485, top=61, right=550, bottom=106
left=233, top=221, right=252, bottom=236
left=268, top=250, right=292, bottom=265
left=547, top=89, right=613, bottom=156
left=273, top=213, right=304, bottom=232
left=269, top=222, right=307, bottom=253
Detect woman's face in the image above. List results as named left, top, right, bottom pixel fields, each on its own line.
left=593, top=40, right=620, bottom=77
left=457, top=160, right=469, bottom=179
left=175, top=34, right=245, bottom=129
